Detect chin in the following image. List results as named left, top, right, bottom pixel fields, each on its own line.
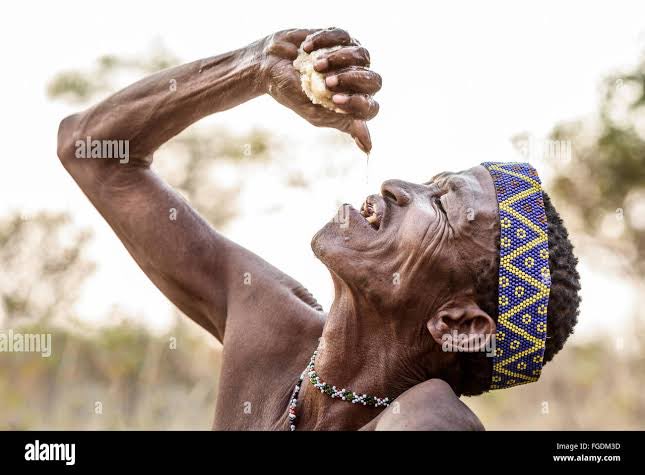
left=312, top=196, right=385, bottom=259
left=311, top=205, right=385, bottom=289
left=310, top=218, right=342, bottom=264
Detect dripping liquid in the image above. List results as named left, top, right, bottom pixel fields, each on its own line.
left=365, top=153, right=370, bottom=185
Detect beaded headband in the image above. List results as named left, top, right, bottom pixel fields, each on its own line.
left=481, top=162, right=551, bottom=390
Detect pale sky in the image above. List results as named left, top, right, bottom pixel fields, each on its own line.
left=1, top=0, right=644, bottom=339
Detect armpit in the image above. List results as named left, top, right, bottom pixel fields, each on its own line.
left=291, top=285, right=324, bottom=312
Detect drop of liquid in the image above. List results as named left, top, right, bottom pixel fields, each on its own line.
left=365, top=152, right=370, bottom=185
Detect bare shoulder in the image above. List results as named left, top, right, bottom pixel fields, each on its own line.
left=363, top=379, right=485, bottom=431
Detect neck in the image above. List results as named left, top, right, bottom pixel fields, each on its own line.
left=296, top=278, right=449, bottom=430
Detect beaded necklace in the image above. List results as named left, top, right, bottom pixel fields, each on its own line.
left=288, top=350, right=392, bottom=431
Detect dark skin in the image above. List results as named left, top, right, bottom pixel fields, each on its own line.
left=57, top=28, right=497, bottom=430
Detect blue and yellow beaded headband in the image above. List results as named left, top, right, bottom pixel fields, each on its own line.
left=481, top=162, right=551, bottom=390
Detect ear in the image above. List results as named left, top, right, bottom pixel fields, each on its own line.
left=426, top=299, right=496, bottom=353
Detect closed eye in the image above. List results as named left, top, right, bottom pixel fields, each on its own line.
left=434, top=196, right=446, bottom=214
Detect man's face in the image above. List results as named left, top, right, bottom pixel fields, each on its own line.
left=311, top=165, right=500, bottom=311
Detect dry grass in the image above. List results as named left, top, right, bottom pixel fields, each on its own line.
left=1, top=317, right=643, bottom=430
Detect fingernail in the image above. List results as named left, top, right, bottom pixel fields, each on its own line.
left=354, top=137, right=367, bottom=153
left=325, top=75, right=338, bottom=87
left=314, top=58, right=328, bottom=71
left=303, top=41, right=313, bottom=52
left=332, top=94, right=350, bottom=105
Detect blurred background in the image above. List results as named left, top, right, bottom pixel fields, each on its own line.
left=1, top=0, right=644, bottom=429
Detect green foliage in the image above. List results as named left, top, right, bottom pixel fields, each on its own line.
left=156, top=127, right=275, bottom=228
left=548, top=54, right=645, bottom=275
left=0, top=211, right=94, bottom=324
left=47, top=71, right=100, bottom=104
left=0, top=317, right=220, bottom=430
left=465, top=316, right=645, bottom=429
left=47, top=46, right=181, bottom=105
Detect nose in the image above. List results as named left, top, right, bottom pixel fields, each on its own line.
left=381, top=179, right=412, bottom=206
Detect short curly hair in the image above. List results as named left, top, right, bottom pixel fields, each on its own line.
left=456, top=191, right=581, bottom=396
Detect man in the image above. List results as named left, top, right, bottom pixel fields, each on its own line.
left=56, top=28, right=581, bottom=430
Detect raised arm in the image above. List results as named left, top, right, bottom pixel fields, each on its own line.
left=56, top=28, right=382, bottom=341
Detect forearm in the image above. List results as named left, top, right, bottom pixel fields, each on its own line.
left=60, top=41, right=266, bottom=161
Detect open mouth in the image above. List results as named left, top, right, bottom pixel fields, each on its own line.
left=360, top=196, right=383, bottom=230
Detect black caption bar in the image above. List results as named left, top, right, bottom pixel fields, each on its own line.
left=0, top=430, right=638, bottom=471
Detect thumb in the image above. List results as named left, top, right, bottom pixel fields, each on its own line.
left=349, top=120, right=372, bottom=154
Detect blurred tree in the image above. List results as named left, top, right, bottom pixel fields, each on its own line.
left=0, top=314, right=221, bottom=430
left=0, top=212, right=94, bottom=325
left=546, top=53, right=645, bottom=276
left=47, top=46, right=181, bottom=104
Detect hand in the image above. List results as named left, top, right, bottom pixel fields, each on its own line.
left=259, top=28, right=382, bottom=153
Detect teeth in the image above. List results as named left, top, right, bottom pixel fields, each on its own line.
left=360, top=197, right=381, bottom=230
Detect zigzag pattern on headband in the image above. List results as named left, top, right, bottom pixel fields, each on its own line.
left=481, top=162, right=551, bottom=390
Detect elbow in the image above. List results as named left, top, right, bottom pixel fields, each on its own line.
left=57, top=112, right=150, bottom=169
left=56, top=113, right=82, bottom=166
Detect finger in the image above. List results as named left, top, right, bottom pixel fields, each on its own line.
left=332, top=94, right=379, bottom=120
left=266, top=40, right=299, bottom=60
left=300, top=105, right=371, bottom=153
left=303, top=27, right=356, bottom=53
left=325, top=68, right=382, bottom=95
left=314, top=46, right=370, bottom=72
left=349, top=120, right=372, bottom=153
left=284, top=29, right=319, bottom=46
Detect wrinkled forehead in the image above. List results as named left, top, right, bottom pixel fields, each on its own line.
left=427, top=165, right=492, bottom=189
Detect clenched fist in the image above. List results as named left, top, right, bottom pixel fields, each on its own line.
left=258, top=27, right=382, bottom=153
